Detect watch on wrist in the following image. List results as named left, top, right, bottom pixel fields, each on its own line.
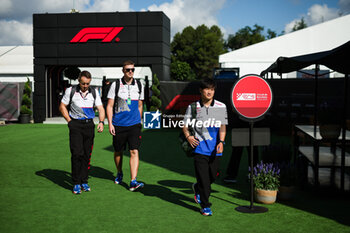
left=219, top=140, right=225, bottom=145
left=99, top=121, right=104, bottom=125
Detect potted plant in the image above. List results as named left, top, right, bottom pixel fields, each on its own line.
left=318, top=102, right=341, bottom=139
left=19, top=78, right=32, bottom=123
left=278, top=161, right=297, bottom=200
left=251, top=161, right=280, bottom=204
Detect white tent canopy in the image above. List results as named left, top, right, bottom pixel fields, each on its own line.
left=219, top=14, right=350, bottom=78
left=0, top=46, right=152, bottom=86
left=0, top=46, right=34, bottom=86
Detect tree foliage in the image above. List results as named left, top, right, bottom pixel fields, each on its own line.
left=292, top=17, right=307, bottom=32
left=225, top=24, right=277, bottom=51
left=170, top=60, right=195, bottom=81
left=226, top=24, right=265, bottom=50
left=267, top=29, right=277, bottom=39
left=171, top=25, right=226, bottom=80
left=64, top=66, right=81, bottom=80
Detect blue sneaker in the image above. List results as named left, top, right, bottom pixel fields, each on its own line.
left=200, top=207, right=213, bottom=216
left=81, top=183, right=91, bottom=192
left=129, top=179, right=144, bottom=191
left=115, top=172, right=123, bottom=184
left=192, top=183, right=201, bottom=204
left=73, top=184, right=81, bottom=194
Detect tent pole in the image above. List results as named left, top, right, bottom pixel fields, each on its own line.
left=314, top=64, right=319, bottom=138
left=314, top=64, right=319, bottom=187
left=341, top=73, right=348, bottom=191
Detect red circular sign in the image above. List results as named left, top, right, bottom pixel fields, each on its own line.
left=232, top=74, right=272, bottom=120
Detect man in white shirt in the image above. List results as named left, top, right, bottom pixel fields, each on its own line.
left=59, top=70, right=105, bottom=194
left=106, top=60, right=144, bottom=191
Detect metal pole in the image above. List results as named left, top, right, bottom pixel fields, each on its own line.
left=314, top=64, right=319, bottom=186
left=235, top=121, right=268, bottom=213
left=341, top=74, right=348, bottom=191
left=249, top=121, right=254, bottom=209
left=314, top=64, right=319, bottom=138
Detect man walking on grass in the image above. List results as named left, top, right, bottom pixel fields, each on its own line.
left=59, top=70, right=105, bottom=194
left=106, top=60, right=144, bottom=191
left=182, top=78, right=228, bottom=216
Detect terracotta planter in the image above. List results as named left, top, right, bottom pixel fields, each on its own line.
left=278, top=186, right=296, bottom=201
left=255, top=189, right=277, bottom=204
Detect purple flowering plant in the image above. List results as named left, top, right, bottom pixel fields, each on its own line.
left=250, top=161, right=280, bottom=191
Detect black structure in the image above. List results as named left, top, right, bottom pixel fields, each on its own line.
left=261, top=41, right=350, bottom=191
left=33, top=12, right=170, bottom=123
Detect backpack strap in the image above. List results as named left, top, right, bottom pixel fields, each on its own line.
left=135, top=79, right=142, bottom=99
left=89, top=86, right=96, bottom=99
left=88, top=86, right=96, bottom=106
left=69, top=85, right=78, bottom=106
left=113, top=79, right=121, bottom=112
left=188, top=101, right=197, bottom=138
left=190, top=102, right=197, bottom=119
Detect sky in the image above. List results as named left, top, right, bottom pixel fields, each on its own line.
left=0, top=0, right=349, bottom=45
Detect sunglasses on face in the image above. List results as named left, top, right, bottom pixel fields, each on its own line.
left=124, top=68, right=135, bottom=73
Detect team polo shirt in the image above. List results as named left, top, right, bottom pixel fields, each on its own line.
left=61, top=87, right=102, bottom=120
left=184, top=99, right=228, bottom=156
left=107, top=78, right=144, bottom=127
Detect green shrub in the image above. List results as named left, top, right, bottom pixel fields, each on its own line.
left=21, top=94, right=32, bottom=106
left=20, top=78, right=32, bottom=116
left=150, top=74, right=162, bottom=111
left=20, top=105, right=32, bottom=115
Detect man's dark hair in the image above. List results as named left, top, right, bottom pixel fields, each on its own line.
left=123, top=60, right=135, bottom=68
left=200, top=78, right=216, bottom=90
left=78, top=70, right=92, bottom=80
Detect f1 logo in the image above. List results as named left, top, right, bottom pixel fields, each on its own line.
left=70, top=27, right=123, bottom=43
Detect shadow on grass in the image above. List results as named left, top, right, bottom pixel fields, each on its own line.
left=89, top=165, right=115, bottom=181
left=35, top=169, right=72, bottom=191
left=158, top=179, right=191, bottom=188
left=103, top=145, right=114, bottom=152
left=227, top=190, right=249, bottom=201
left=211, top=195, right=240, bottom=207
left=35, top=165, right=116, bottom=191
left=137, top=129, right=350, bottom=226
left=276, top=188, right=350, bottom=226
left=158, top=179, right=220, bottom=195
left=139, top=183, right=198, bottom=213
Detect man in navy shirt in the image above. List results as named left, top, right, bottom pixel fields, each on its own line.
left=59, top=70, right=105, bottom=194
left=183, top=78, right=228, bottom=216
left=106, top=60, right=144, bottom=191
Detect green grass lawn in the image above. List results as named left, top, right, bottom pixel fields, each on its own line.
left=0, top=124, right=349, bottom=233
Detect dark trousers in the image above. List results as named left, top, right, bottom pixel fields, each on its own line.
left=68, top=120, right=95, bottom=185
left=226, top=146, right=259, bottom=179
left=194, top=154, right=220, bottom=208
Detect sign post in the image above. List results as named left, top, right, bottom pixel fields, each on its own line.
left=231, top=74, right=273, bottom=213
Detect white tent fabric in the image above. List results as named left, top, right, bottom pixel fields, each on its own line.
left=0, top=46, right=33, bottom=74
left=0, top=45, right=152, bottom=86
left=219, top=14, right=350, bottom=78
